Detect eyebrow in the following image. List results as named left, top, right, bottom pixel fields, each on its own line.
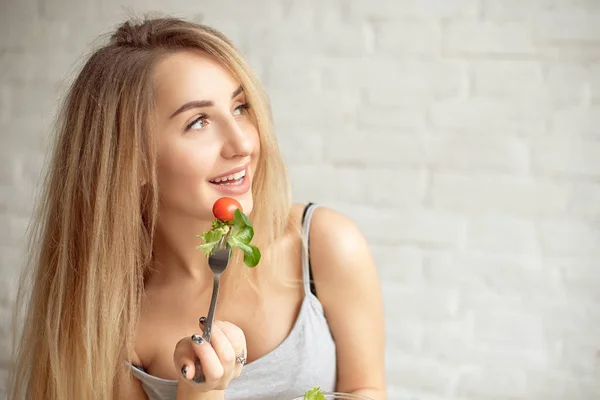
left=169, top=85, right=245, bottom=118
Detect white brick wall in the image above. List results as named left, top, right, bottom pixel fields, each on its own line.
left=1, top=0, right=600, bottom=398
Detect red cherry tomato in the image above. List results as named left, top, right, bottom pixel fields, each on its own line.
left=212, top=197, right=242, bottom=222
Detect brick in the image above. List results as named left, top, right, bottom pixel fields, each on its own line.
left=375, top=20, right=441, bottom=56
left=386, top=387, right=450, bottom=400
left=39, top=0, right=98, bottom=22
left=280, top=0, right=349, bottom=30
left=385, top=353, right=456, bottom=396
left=535, top=10, right=600, bottom=42
left=528, top=372, right=600, bottom=400
left=324, top=130, right=426, bottom=167
left=444, top=21, right=538, bottom=56
left=2, top=48, right=84, bottom=85
left=287, top=165, right=333, bottom=205
left=424, top=252, right=556, bottom=300
left=0, top=184, right=36, bottom=216
left=288, top=166, right=424, bottom=209
left=566, top=182, right=600, bottom=218
left=472, top=60, right=543, bottom=97
left=384, top=284, right=461, bottom=322
left=331, top=204, right=466, bottom=246
left=429, top=97, right=546, bottom=136
left=546, top=64, right=590, bottom=107
left=422, top=320, right=548, bottom=369
left=532, top=139, right=600, bottom=177
left=322, top=59, right=466, bottom=104
left=431, top=173, right=570, bottom=217
left=242, top=20, right=370, bottom=58
left=472, top=62, right=586, bottom=107
left=278, top=127, right=324, bottom=165
left=457, top=367, right=528, bottom=399
left=0, top=368, right=6, bottom=398
left=482, top=0, right=551, bottom=21
left=559, top=334, right=600, bottom=376
left=382, top=305, right=423, bottom=353
left=263, top=56, right=321, bottom=93
left=0, top=214, right=30, bottom=247
left=539, top=218, right=600, bottom=256
left=591, top=64, right=600, bottom=102
left=0, top=149, right=18, bottom=186
left=9, top=83, right=62, bottom=123
left=549, top=257, right=600, bottom=303
left=349, top=0, right=478, bottom=19
left=331, top=168, right=427, bottom=207
left=425, top=135, right=529, bottom=173
left=472, top=309, right=544, bottom=351
left=357, top=106, right=427, bottom=131
left=363, top=60, right=467, bottom=104
left=539, top=296, right=600, bottom=339
left=0, top=306, right=9, bottom=337
left=269, top=89, right=361, bottom=128
left=0, top=344, right=9, bottom=371
left=536, top=42, right=600, bottom=63
left=0, top=273, right=18, bottom=307
left=466, top=216, right=538, bottom=254
left=0, top=85, right=10, bottom=123
left=371, top=244, right=423, bottom=284
left=0, top=0, right=41, bottom=49
left=552, top=106, right=600, bottom=139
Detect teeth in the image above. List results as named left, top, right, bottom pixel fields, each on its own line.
left=212, top=169, right=246, bottom=183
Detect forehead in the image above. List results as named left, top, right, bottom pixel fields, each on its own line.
left=153, top=50, right=241, bottom=109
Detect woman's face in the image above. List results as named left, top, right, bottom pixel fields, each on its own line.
left=152, top=50, right=259, bottom=222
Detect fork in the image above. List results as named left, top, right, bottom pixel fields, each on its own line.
left=193, top=236, right=231, bottom=383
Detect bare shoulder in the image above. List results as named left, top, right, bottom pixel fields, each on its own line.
left=308, top=207, right=375, bottom=279
left=307, top=206, right=387, bottom=394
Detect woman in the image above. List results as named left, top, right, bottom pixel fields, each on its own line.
left=8, top=17, right=385, bottom=400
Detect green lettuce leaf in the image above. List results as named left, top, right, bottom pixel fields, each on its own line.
left=304, top=386, right=326, bottom=400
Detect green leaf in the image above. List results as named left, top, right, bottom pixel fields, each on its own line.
left=196, top=241, right=218, bottom=256
left=227, top=235, right=253, bottom=254
left=212, top=219, right=228, bottom=229
left=233, top=225, right=254, bottom=244
left=234, top=208, right=252, bottom=228
left=303, top=386, right=325, bottom=400
left=243, top=244, right=261, bottom=268
left=202, top=229, right=222, bottom=244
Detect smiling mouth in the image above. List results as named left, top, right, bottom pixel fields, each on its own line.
left=209, top=169, right=246, bottom=185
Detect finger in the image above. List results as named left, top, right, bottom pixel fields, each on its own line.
left=173, top=334, right=224, bottom=385
left=215, top=321, right=247, bottom=376
left=200, top=319, right=247, bottom=359
left=208, top=323, right=236, bottom=375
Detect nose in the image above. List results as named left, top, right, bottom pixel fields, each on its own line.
left=220, top=117, right=254, bottom=159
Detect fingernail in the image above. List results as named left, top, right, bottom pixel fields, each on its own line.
left=199, top=316, right=206, bottom=325
left=191, top=334, right=204, bottom=345
left=181, top=365, right=189, bottom=379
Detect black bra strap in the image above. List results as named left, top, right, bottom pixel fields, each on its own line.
left=301, top=203, right=317, bottom=298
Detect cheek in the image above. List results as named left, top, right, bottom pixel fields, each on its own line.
left=156, top=139, right=215, bottom=193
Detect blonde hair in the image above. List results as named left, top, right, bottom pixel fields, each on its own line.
left=9, top=16, right=291, bottom=400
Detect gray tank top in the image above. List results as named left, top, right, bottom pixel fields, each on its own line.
left=130, top=204, right=337, bottom=399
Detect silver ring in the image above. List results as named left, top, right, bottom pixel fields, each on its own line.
left=236, top=351, right=246, bottom=365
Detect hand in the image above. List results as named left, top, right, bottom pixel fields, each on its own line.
left=174, top=320, right=247, bottom=392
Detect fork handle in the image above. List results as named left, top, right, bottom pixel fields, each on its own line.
left=202, top=275, right=220, bottom=342
left=193, top=275, right=221, bottom=383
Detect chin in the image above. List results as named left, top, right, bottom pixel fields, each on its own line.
left=231, top=192, right=253, bottom=216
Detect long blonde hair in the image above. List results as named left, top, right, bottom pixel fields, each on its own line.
left=8, top=16, right=291, bottom=400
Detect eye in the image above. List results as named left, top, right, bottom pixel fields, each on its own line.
left=186, top=115, right=209, bottom=131
left=232, top=103, right=250, bottom=116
